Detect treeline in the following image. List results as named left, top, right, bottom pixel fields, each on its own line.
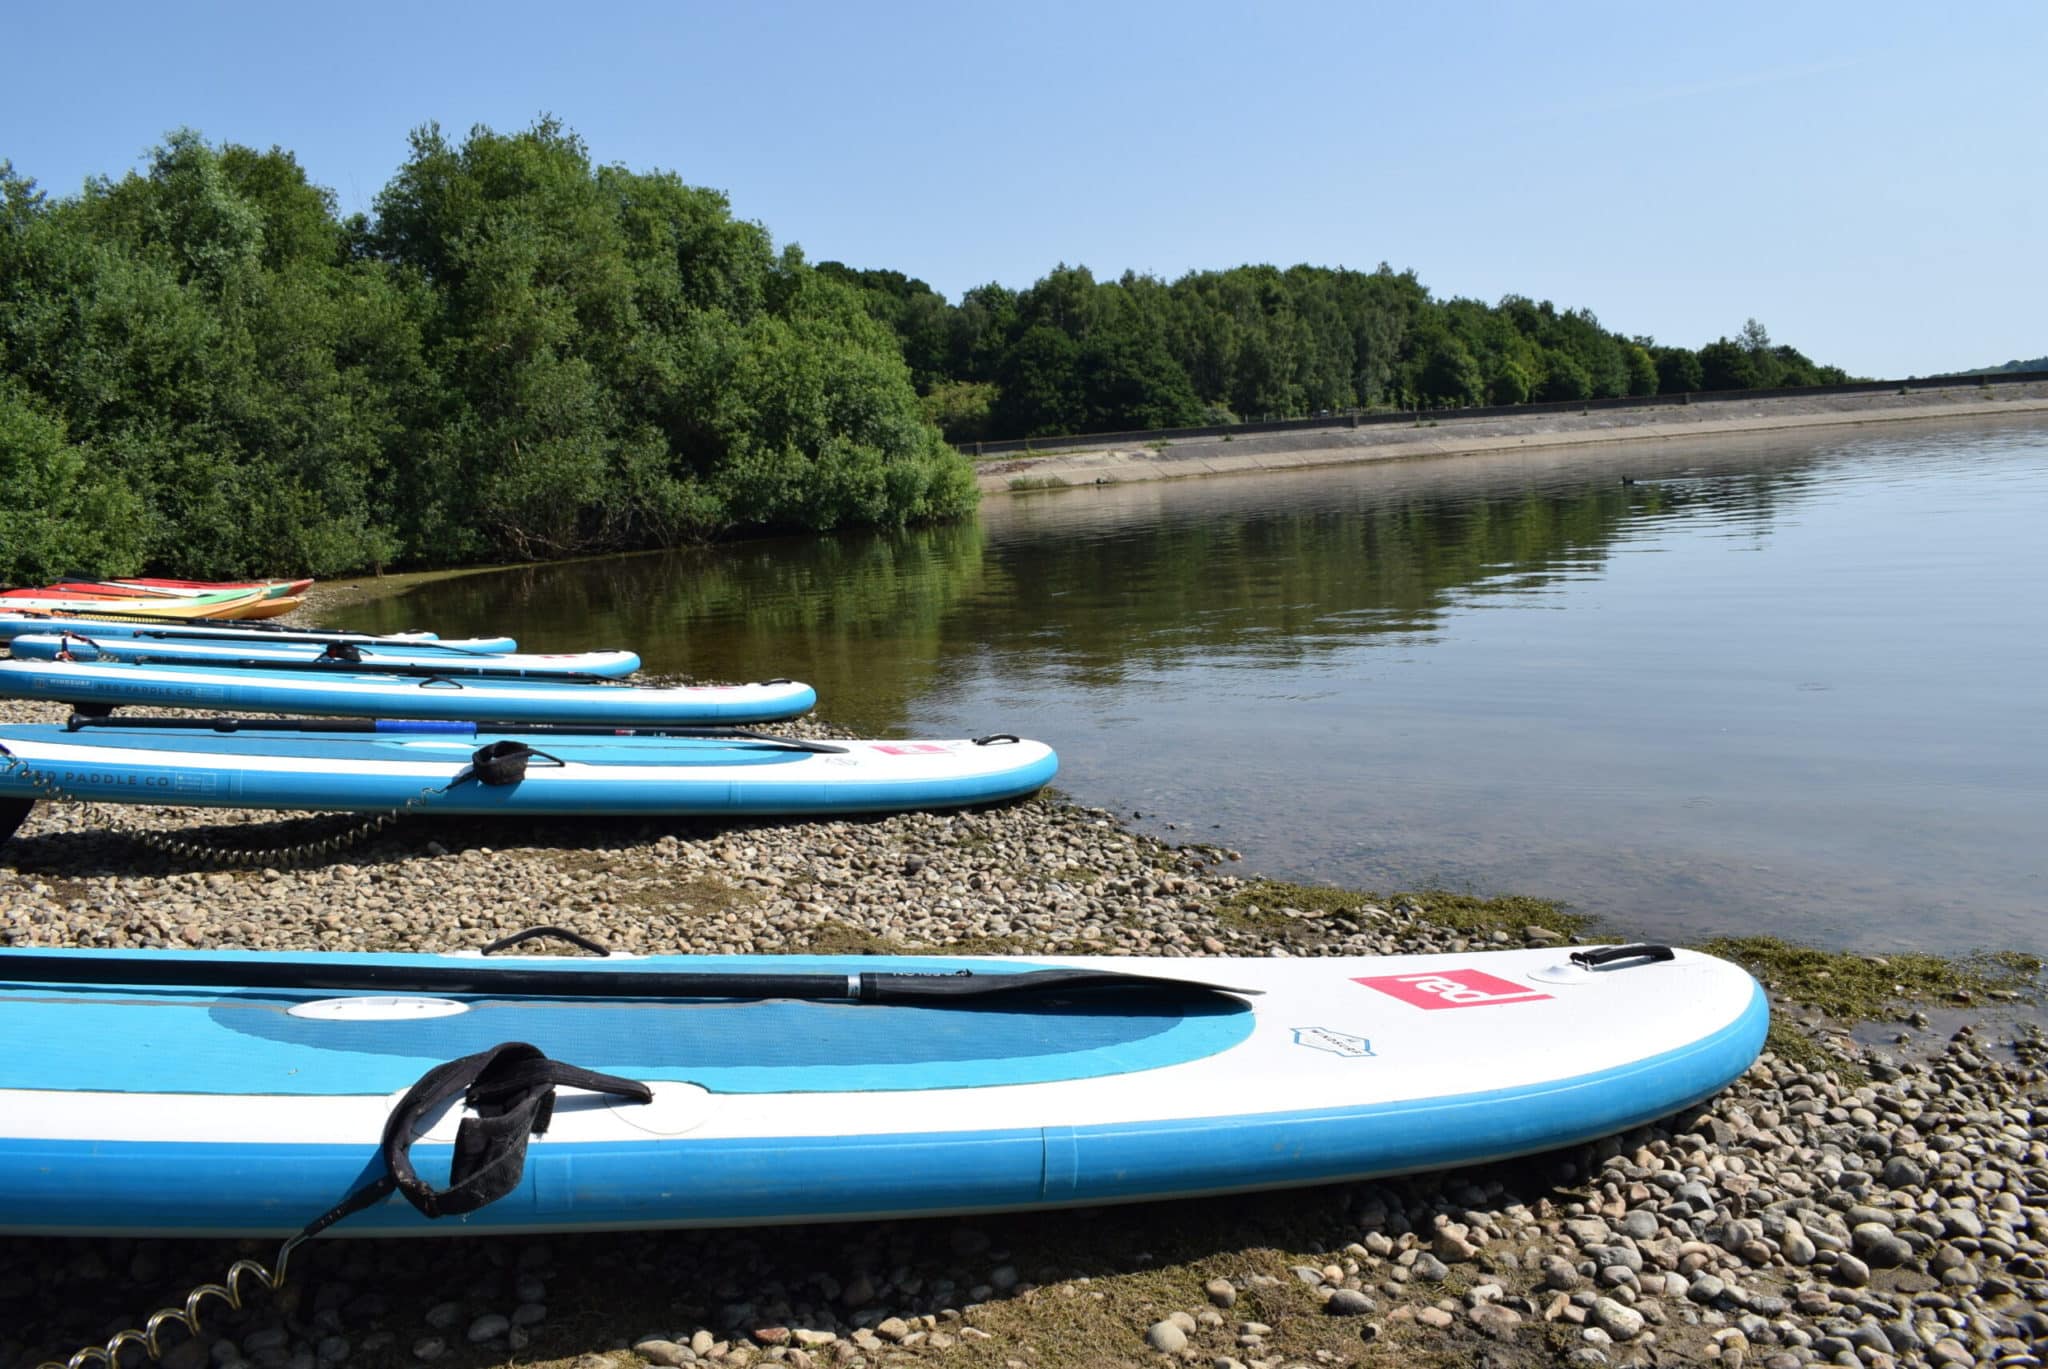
left=817, top=264, right=1852, bottom=443
left=1, top=119, right=1856, bottom=585
left=0, top=121, right=975, bottom=583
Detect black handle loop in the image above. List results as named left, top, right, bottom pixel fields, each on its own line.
left=294, top=1042, right=652, bottom=1241
left=1569, top=943, right=1676, bottom=969
left=481, top=926, right=614, bottom=957
left=972, top=734, right=1020, bottom=746
left=457, top=741, right=565, bottom=787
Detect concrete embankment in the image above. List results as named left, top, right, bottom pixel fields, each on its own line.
left=976, top=381, right=2048, bottom=493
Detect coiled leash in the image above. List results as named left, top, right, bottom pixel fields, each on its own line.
left=37, top=1041, right=651, bottom=1369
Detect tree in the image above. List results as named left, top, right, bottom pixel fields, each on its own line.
left=1624, top=344, right=1659, bottom=396
left=1698, top=339, right=1760, bottom=391
left=1418, top=336, right=1484, bottom=407
left=0, top=381, right=145, bottom=581
left=1653, top=346, right=1703, bottom=394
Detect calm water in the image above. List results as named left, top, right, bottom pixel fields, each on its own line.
left=335, top=417, right=2048, bottom=953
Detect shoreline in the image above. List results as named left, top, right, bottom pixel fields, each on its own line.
left=973, top=381, right=2048, bottom=494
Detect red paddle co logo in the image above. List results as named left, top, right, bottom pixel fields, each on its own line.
left=1355, top=968, right=1552, bottom=1010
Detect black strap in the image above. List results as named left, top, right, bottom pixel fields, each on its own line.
left=1570, top=944, right=1676, bottom=969
left=294, top=1042, right=652, bottom=1239
left=481, top=926, right=613, bottom=957
left=459, top=740, right=564, bottom=786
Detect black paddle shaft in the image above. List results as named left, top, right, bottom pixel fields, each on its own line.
left=0, top=954, right=1259, bottom=1005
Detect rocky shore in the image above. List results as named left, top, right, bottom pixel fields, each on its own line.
left=3, top=686, right=2045, bottom=1369
left=974, top=380, right=2048, bottom=494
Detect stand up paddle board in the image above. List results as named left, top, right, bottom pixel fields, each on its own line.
left=0, top=716, right=1055, bottom=822
left=0, top=616, right=514, bottom=651
left=0, top=658, right=809, bottom=724
left=0, top=943, right=1766, bottom=1236
left=7, top=632, right=641, bottom=679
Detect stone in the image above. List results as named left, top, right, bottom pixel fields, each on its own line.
left=1144, top=1320, right=1187, bottom=1353
left=1591, top=1299, right=1645, bottom=1342
left=1469, top=1303, right=1524, bottom=1339
left=1324, top=1289, right=1373, bottom=1316
left=1204, top=1277, right=1237, bottom=1308
left=464, top=1315, right=508, bottom=1344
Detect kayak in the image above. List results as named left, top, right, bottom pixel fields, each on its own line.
left=0, top=615, right=515, bottom=652
left=0, top=658, right=807, bottom=723
left=0, top=717, right=1055, bottom=824
left=26, top=577, right=312, bottom=602
left=0, top=943, right=1765, bottom=1236
left=0, top=588, right=270, bottom=620
left=107, top=576, right=313, bottom=600
left=211, top=594, right=306, bottom=621
left=7, top=632, right=641, bottom=679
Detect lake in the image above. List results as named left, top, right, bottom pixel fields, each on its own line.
left=332, top=415, right=2048, bottom=955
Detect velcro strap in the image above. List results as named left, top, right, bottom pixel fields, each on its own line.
left=380, top=1042, right=652, bottom=1219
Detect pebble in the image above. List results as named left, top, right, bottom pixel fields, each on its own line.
left=1591, top=1298, right=1645, bottom=1342
left=1144, top=1319, right=1187, bottom=1353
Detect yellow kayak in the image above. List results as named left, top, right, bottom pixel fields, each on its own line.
left=0, top=587, right=272, bottom=621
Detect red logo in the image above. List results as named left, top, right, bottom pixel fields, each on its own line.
left=1354, top=969, right=1552, bottom=1010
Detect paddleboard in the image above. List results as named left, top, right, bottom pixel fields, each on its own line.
left=0, top=615, right=514, bottom=652
left=0, top=588, right=269, bottom=620
left=0, top=659, right=810, bottom=724
left=7, top=632, right=641, bottom=679
left=0, top=943, right=1766, bottom=1236
left=0, top=717, right=1055, bottom=820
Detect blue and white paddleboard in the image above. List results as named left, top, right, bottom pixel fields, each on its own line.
left=0, top=944, right=1766, bottom=1236
left=7, top=632, right=641, bottom=678
left=0, top=719, right=1054, bottom=819
left=0, top=658, right=811, bottom=725
left=0, top=614, right=517, bottom=653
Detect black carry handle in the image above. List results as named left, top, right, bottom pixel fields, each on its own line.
left=1569, top=944, right=1676, bottom=969
left=294, top=1041, right=653, bottom=1239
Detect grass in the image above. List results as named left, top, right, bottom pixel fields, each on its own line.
left=1211, top=881, right=1587, bottom=945
left=1704, top=935, right=2044, bottom=1080
left=1703, top=935, right=2042, bottom=1020
left=1006, top=475, right=1071, bottom=491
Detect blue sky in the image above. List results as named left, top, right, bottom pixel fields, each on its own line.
left=5, top=0, right=2042, bottom=378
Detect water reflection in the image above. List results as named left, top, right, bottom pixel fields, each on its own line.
left=335, top=419, right=2048, bottom=954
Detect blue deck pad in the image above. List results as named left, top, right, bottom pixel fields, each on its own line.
left=0, top=986, right=1253, bottom=1095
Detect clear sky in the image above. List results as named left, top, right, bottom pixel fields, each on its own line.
left=4, top=0, right=2042, bottom=379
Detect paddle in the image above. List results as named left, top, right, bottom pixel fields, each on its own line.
left=0, top=952, right=1258, bottom=1005
left=59, top=713, right=853, bottom=753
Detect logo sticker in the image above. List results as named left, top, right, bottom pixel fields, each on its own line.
left=1292, top=1026, right=1375, bottom=1057
left=1354, top=969, right=1552, bottom=1010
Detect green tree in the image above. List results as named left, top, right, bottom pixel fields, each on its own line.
left=1653, top=346, right=1703, bottom=394
left=0, top=380, right=145, bottom=581
left=1698, top=339, right=1760, bottom=391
